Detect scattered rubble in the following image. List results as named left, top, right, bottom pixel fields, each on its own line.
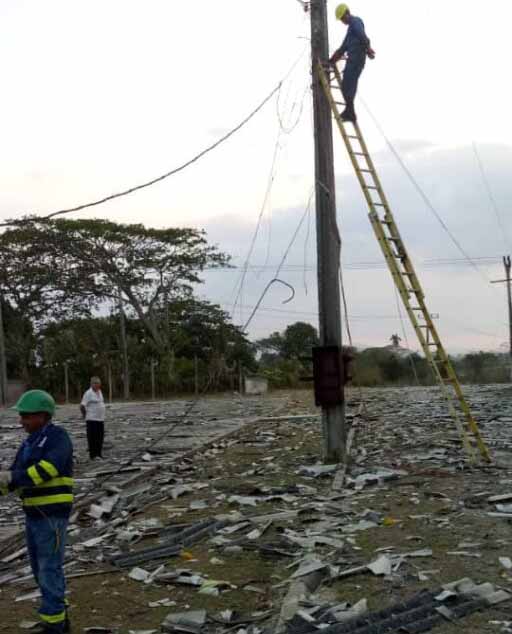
left=2, top=385, right=512, bottom=633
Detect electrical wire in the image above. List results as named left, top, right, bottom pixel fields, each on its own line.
left=472, top=142, right=512, bottom=253
left=2, top=80, right=288, bottom=227
left=393, top=285, right=420, bottom=385
left=358, top=96, right=493, bottom=286
left=241, top=188, right=315, bottom=331
left=230, top=124, right=283, bottom=319
left=303, top=195, right=313, bottom=295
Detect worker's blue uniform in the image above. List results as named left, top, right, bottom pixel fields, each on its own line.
left=2, top=423, right=73, bottom=633
left=335, top=15, right=371, bottom=115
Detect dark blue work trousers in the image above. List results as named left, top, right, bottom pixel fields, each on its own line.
left=26, top=515, right=68, bottom=632
left=342, top=54, right=366, bottom=110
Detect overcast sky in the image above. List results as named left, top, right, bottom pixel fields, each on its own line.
left=1, top=0, right=511, bottom=353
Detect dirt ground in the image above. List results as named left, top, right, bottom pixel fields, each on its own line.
left=1, top=386, right=512, bottom=633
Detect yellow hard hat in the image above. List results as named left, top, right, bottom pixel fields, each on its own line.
left=335, top=3, right=349, bottom=20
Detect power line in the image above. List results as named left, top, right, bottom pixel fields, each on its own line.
left=359, top=97, right=493, bottom=286
left=230, top=125, right=283, bottom=319
left=240, top=188, right=315, bottom=330
left=472, top=142, right=512, bottom=253
left=2, top=81, right=284, bottom=227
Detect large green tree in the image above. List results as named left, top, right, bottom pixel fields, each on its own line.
left=0, top=222, right=96, bottom=379
left=257, top=321, right=319, bottom=361
left=43, top=218, right=230, bottom=349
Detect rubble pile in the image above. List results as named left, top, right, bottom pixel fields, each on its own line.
left=1, top=385, right=512, bottom=633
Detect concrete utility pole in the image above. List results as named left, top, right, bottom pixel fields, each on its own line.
left=0, top=297, right=8, bottom=406
left=492, top=256, right=512, bottom=381
left=150, top=359, right=157, bottom=400
left=107, top=361, right=113, bottom=404
left=194, top=354, right=199, bottom=397
left=118, top=290, right=130, bottom=400
left=310, top=0, right=345, bottom=462
left=64, top=361, right=69, bottom=404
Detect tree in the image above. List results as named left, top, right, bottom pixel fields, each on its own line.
left=0, top=222, right=96, bottom=380
left=43, top=218, right=231, bottom=350
left=281, top=322, right=319, bottom=359
left=257, top=322, right=319, bottom=361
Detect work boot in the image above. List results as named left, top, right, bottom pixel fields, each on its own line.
left=341, top=107, right=357, bottom=123
left=30, top=624, right=62, bottom=634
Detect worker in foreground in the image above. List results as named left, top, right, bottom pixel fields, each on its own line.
left=329, top=3, right=375, bottom=122
left=0, top=390, right=73, bottom=633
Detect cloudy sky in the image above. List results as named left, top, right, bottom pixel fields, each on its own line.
left=1, top=0, right=511, bottom=353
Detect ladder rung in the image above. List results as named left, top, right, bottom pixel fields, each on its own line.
left=354, top=152, right=369, bottom=157
left=360, top=169, right=373, bottom=174
left=347, top=135, right=360, bottom=139
left=363, top=185, right=379, bottom=190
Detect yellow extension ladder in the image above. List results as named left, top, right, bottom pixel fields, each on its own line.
left=318, top=63, right=491, bottom=463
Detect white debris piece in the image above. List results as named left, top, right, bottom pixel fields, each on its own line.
left=290, top=558, right=329, bottom=579
left=298, top=464, right=338, bottom=478
left=500, top=557, right=512, bottom=570
left=228, top=495, right=261, bottom=507
left=332, top=599, right=368, bottom=623
left=367, top=555, right=392, bottom=576
left=129, top=567, right=151, bottom=582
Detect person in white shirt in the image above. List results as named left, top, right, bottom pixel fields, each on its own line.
left=80, top=377, right=106, bottom=460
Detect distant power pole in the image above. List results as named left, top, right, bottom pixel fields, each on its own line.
left=150, top=359, right=157, bottom=401
left=64, top=361, right=70, bottom=404
left=492, top=256, right=512, bottom=381
left=0, top=297, right=7, bottom=406
left=118, top=290, right=130, bottom=400
left=310, top=0, right=345, bottom=462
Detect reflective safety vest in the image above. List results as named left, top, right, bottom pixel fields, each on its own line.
left=7, top=422, right=74, bottom=517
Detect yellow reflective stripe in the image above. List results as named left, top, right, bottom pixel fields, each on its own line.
left=27, top=465, right=43, bottom=486
left=23, top=494, right=73, bottom=506
left=41, top=611, right=66, bottom=624
left=37, top=477, right=74, bottom=489
left=39, top=460, right=59, bottom=478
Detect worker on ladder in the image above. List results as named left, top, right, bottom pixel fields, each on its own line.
left=329, top=4, right=375, bottom=122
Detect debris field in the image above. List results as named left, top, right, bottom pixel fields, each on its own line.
left=1, top=385, right=512, bottom=634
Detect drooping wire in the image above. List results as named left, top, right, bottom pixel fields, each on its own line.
left=303, top=193, right=314, bottom=295
left=243, top=279, right=295, bottom=331
left=241, top=187, right=314, bottom=331
left=472, top=142, right=512, bottom=253
left=230, top=123, right=283, bottom=319
left=3, top=49, right=311, bottom=228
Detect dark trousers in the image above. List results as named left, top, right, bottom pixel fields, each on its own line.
left=26, top=515, right=68, bottom=632
left=86, top=420, right=104, bottom=458
left=342, top=54, right=366, bottom=113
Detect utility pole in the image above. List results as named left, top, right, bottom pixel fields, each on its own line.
left=118, top=290, right=130, bottom=400
left=310, top=0, right=345, bottom=462
left=150, top=359, right=157, bottom=400
left=194, top=354, right=199, bottom=397
left=491, top=256, right=512, bottom=381
left=107, top=361, right=113, bottom=404
left=64, top=361, right=69, bottom=404
left=0, top=296, right=8, bottom=406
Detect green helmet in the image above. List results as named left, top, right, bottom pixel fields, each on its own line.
left=14, top=390, right=56, bottom=415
